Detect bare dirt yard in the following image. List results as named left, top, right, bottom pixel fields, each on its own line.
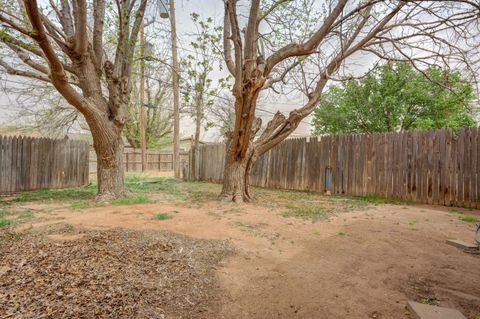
left=1, top=175, right=479, bottom=319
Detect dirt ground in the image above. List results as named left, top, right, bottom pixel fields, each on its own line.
left=1, top=179, right=480, bottom=319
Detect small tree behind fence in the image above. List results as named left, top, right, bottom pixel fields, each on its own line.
left=0, top=135, right=89, bottom=193
left=189, top=127, right=480, bottom=208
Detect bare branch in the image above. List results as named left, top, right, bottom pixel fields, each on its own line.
left=74, top=0, right=88, bottom=55
left=223, top=3, right=236, bottom=76
left=265, top=0, right=348, bottom=75
left=23, top=0, right=87, bottom=113
left=93, top=0, right=106, bottom=71
left=0, top=57, right=51, bottom=83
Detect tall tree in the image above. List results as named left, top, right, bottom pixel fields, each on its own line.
left=181, top=13, right=227, bottom=179
left=221, top=0, right=479, bottom=202
left=0, top=0, right=147, bottom=199
left=312, top=62, right=477, bottom=134
left=125, top=54, right=173, bottom=149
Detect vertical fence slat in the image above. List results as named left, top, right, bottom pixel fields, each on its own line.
left=191, top=127, right=480, bottom=208
left=0, top=135, right=89, bottom=193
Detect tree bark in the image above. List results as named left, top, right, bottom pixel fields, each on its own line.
left=94, top=132, right=127, bottom=201
left=86, top=106, right=128, bottom=201
left=220, top=140, right=258, bottom=203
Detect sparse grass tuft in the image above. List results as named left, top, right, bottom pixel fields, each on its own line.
left=351, top=194, right=413, bottom=205
left=0, top=219, right=11, bottom=228
left=13, top=186, right=96, bottom=203
left=70, top=201, right=92, bottom=209
left=448, top=209, right=460, bottom=214
left=0, top=231, right=23, bottom=245
left=17, top=210, right=34, bottom=220
left=155, top=213, right=170, bottom=220
left=111, top=195, right=150, bottom=205
left=409, top=219, right=418, bottom=226
left=338, top=232, right=346, bottom=236
left=281, top=206, right=325, bottom=221
left=458, top=215, right=479, bottom=223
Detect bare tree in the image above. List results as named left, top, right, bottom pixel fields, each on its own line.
left=125, top=62, right=173, bottom=148
left=181, top=13, right=228, bottom=178
left=208, top=92, right=235, bottom=141
left=221, top=0, right=480, bottom=202
left=0, top=0, right=147, bottom=199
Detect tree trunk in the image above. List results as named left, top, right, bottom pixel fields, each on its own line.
left=91, top=124, right=127, bottom=201
left=193, top=101, right=202, bottom=179
left=220, top=142, right=257, bottom=202
left=95, top=136, right=126, bottom=200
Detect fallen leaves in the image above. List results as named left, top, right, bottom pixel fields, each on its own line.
left=0, top=225, right=233, bottom=318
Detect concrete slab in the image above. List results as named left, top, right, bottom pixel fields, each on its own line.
left=446, top=239, right=478, bottom=250
left=406, top=301, right=466, bottom=319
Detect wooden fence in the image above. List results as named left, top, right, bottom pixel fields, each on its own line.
left=192, top=127, right=480, bottom=208
left=89, top=148, right=189, bottom=174
left=0, top=135, right=90, bottom=193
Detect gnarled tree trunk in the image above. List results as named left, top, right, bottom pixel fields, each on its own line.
left=220, top=137, right=258, bottom=202
left=94, top=134, right=126, bottom=201
left=86, top=104, right=128, bottom=201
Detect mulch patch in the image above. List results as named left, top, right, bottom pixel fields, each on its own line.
left=0, top=225, right=233, bottom=318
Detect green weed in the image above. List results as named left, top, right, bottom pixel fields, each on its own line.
left=70, top=201, right=91, bottom=209
left=13, top=186, right=96, bottom=203
left=281, top=206, right=325, bottom=221
left=155, top=213, right=170, bottom=220
left=458, top=215, right=479, bottom=223
left=351, top=195, right=413, bottom=205
left=111, top=195, right=150, bottom=205
left=0, top=219, right=11, bottom=228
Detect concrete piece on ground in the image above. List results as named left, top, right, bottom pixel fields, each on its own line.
left=446, top=239, right=478, bottom=250
left=406, top=301, right=466, bottom=319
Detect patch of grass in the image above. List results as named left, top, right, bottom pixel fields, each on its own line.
left=70, top=200, right=91, bottom=209
left=448, top=209, right=460, bottom=214
left=420, top=298, right=434, bottom=305
left=17, top=210, right=34, bottom=221
left=458, top=215, right=479, bottom=223
left=13, top=186, right=96, bottom=203
left=0, top=219, right=11, bottom=228
left=338, top=232, right=346, bottom=236
left=155, top=213, right=170, bottom=220
left=281, top=206, right=325, bottom=221
left=111, top=195, right=149, bottom=205
left=351, top=194, right=413, bottom=205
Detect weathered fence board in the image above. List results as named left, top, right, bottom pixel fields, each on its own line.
left=191, top=127, right=480, bottom=208
left=0, top=136, right=89, bottom=193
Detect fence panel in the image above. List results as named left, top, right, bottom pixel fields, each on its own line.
left=0, top=136, right=89, bottom=193
left=89, top=148, right=188, bottom=174
left=192, top=127, right=480, bottom=208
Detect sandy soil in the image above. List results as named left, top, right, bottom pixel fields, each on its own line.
left=10, top=199, right=480, bottom=318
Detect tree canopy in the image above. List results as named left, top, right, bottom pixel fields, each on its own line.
left=312, top=63, right=477, bottom=135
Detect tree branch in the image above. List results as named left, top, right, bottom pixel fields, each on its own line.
left=223, top=3, right=236, bottom=76
left=23, top=0, right=88, bottom=114
left=74, top=0, right=88, bottom=55
left=265, top=0, right=348, bottom=76
left=93, top=0, right=106, bottom=72
left=0, top=57, right=51, bottom=83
